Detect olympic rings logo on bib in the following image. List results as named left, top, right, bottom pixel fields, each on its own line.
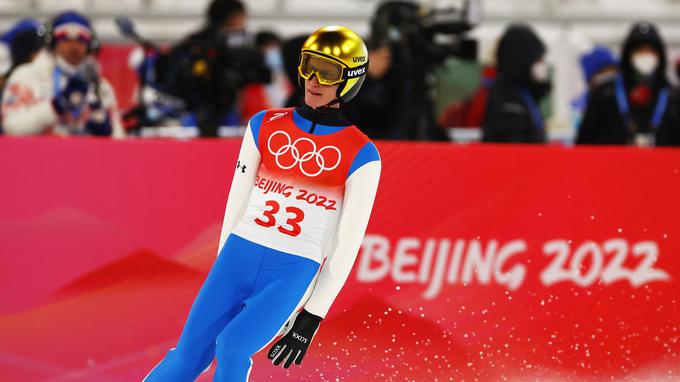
left=267, top=130, right=342, bottom=177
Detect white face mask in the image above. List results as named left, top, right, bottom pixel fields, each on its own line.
left=224, top=29, right=247, bottom=48
left=531, top=60, right=549, bottom=82
left=56, top=55, right=84, bottom=76
left=632, top=52, right=659, bottom=76
left=264, top=48, right=283, bottom=71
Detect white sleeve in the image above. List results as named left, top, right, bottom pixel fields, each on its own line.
left=1, top=73, right=58, bottom=135
left=303, top=160, right=382, bottom=318
left=217, top=123, right=261, bottom=255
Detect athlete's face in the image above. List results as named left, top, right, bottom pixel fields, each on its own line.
left=304, top=75, right=340, bottom=109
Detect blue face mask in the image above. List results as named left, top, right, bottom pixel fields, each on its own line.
left=264, top=48, right=283, bottom=71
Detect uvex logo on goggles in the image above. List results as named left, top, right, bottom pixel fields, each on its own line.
left=345, top=65, right=367, bottom=78
left=299, top=52, right=368, bottom=86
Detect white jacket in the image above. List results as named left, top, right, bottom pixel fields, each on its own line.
left=1, top=50, right=124, bottom=138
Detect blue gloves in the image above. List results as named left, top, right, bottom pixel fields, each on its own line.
left=52, top=75, right=88, bottom=116
left=52, top=75, right=112, bottom=136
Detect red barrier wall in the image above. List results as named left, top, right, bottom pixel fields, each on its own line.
left=0, top=137, right=679, bottom=381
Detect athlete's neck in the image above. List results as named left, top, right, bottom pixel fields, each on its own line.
left=295, top=104, right=351, bottom=127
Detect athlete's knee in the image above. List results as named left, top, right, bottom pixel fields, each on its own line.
left=197, top=342, right=216, bottom=373
left=145, top=340, right=217, bottom=381
left=144, top=348, right=199, bottom=382
left=215, top=337, right=252, bottom=369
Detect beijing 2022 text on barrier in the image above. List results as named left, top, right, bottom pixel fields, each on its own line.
left=0, top=137, right=678, bottom=381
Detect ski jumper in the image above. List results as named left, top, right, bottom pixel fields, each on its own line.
left=144, top=105, right=381, bottom=382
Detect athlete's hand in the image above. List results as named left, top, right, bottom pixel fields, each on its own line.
left=267, top=309, right=322, bottom=368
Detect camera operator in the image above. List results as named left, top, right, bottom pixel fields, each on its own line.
left=342, top=43, right=397, bottom=140
left=1, top=11, right=123, bottom=137
left=344, top=0, right=478, bottom=141
left=163, top=0, right=270, bottom=136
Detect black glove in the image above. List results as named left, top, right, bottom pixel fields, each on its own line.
left=52, top=75, right=89, bottom=116
left=267, top=309, right=322, bottom=369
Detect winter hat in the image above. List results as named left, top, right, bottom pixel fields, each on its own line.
left=580, top=46, right=617, bottom=83
left=0, top=18, right=40, bottom=75
left=0, top=18, right=40, bottom=45
left=52, top=11, right=92, bottom=43
left=11, top=28, right=43, bottom=67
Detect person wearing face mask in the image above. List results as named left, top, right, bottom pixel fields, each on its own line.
left=184, top=0, right=247, bottom=46
left=482, top=23, right=550, bottom=144
left=1, top=11, right=123, bottom=137
left=166, top=0, right=271, bottom=136
left=255, top=31, right=287, bottom=109
left=579, top=22, right=680, bottom=146
left=281, top=35, right=309, bottom=108
left=143, top=26, right=381, bottom=381
left=575, top=46, right=624, bottom=144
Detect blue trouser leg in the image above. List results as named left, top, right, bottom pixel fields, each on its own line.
left=144, top=235, right=263, bottom=382
left=212, top=247, right=320, bottom=382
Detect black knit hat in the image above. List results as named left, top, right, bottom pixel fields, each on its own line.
left=207, top=0, right=245, bottom=27
left=10, top=28, right=43, bottom=69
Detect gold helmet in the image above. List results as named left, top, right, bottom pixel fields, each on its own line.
left=298, top=26, right=369, bottom=103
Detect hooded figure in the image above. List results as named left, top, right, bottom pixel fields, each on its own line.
left=578, top=22, right=680, bottom=146
left=482, top=23, right=549, bottom=143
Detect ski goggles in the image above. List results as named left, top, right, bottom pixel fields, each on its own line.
left=298, top=52, right=367, bottom=86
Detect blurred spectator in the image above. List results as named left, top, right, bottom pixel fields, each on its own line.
left=255, top=30, right=288, bottom=108
left=200, top=0, right=246, bottom=42
left=0, top=19, right=42, bottom=97
left=578, top=22, right=680, bottom=146
left=344, top=0, right=454, bottom=141
left=482, top=24, right=549, bottom=144
left=571, top=46, right=617, bottom=132
left=581, top=46, right=618, bottom=88
left=1, top=11, right=123, bottom=137
left=575, top=46, right=624, bottom=144
left=0, top=19, right=43, bottom=134
left=165, top=0, right=270, bottom=135
left=281, top=35, right=307, bottom=108
left=342, top=44, right=400, bottom=140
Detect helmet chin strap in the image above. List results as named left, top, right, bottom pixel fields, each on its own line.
left=323, top=98, right=341, bottom=108
left=320, top=82, right=344, bottom=108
